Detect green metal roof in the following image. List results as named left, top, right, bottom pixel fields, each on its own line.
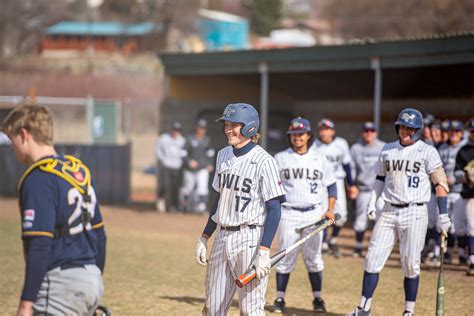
left=160, top=31, right=474, bottom=75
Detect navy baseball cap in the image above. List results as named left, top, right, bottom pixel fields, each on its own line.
left=441, top=120, right=450, bottom=131
left=287, top=117, right=311, bottom=134
left=362, top=121, right=376, bottom=131
left=450, top=120, right=463, bottom=131
left=171, top=121, right=182, bottom=130
left=318, top=118, right=335, bottom=129
left=467, top=118, right=474, bottom=131
left=197, top=118, right=207, bottom=128
left=423, top=113, right=435, bottom=127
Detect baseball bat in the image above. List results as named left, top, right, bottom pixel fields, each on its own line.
left=436, top=232, right=446, bottom=316
left=235, top=214, right=340, bottom=288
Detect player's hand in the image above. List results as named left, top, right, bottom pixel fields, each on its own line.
left=367, top=206, right=376, bottom=221
left=189, top=160, right=199, bottom=169
left=195, top=236, right=208, bottom=266
left=347, top=185, right=359, bottom=199
left=438, top=213, right=451, bottom=235
left=323, top=210, right=335, bottom=220
left=253, top=248, right=271, bottom=279
left=16, top=300, right=33, bottom=316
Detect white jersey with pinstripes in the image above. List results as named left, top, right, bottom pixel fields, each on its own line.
left=212, top=145, right=285, bottom=227
left=274, top=148, right=336, bottom=208
left=312, top=137, right=352, bottom=179
left=377, top=140, right=443, bottom=204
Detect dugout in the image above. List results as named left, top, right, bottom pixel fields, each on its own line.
left=158, top=32, right=474, bottom=154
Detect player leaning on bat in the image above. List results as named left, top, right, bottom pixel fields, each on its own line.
left=348, top=108, right=451, bottom=316
left=194, top=103, right=286, bottom=315
left=272, top=117, right=337, bottom=313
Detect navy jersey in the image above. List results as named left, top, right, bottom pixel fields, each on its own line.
left=19, top=155, right=105, bottom=270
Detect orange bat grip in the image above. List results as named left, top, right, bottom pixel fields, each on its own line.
left=236, top=269, right=256, bottom=288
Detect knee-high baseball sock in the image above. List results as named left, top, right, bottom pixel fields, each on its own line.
left=457, top=235, right=467, bottom=257
left=469, top=236, right=474, bottom=263
left=359, top=271, right=379, bottom=311
left=331, top=226, right=341, bottom=240
left=404, top=276, right=419, bottom=313
left=276, top=273, right=290, bottom=298
left=308, top=271, right=323, bottom=298
left=355, top=231, right=364, bottom=249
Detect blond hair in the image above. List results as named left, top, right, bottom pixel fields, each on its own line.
left=2, top=104, right=54, bottom=145
left=251, top=133, right=261, bottom=144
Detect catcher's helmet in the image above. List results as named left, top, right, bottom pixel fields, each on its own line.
left=217, top=103, right=259, bottom=138
left=287, top=117, right=311, bottom=134
left=395, top=108, right=423, bottom=141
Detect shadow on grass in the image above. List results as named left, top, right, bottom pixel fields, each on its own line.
left=160, top=296, right=344, bottom=315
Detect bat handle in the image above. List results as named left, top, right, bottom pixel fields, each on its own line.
left=236, top=268, right=256, bottom=288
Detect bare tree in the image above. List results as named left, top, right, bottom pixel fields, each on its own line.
left=316, top=0, right=474, bottom=40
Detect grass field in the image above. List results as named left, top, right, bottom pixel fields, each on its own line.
left=1, top=197, right=472, bottom=315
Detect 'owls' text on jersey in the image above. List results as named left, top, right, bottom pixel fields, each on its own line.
left=312, top=137, right=352, bottom=179
left=212, top=145, right=285, bottom=226
left=377, top=140, right=443, bottom=204
left=275, top=148, right=336, bottom=208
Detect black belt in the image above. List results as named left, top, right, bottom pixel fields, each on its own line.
left=221, top=224, right=257, bottom=231
left=291, top=206, right=315, bottom=212
left=391, top=203, right=424, bottom=208
left=60, top=263, right=85, bottom=270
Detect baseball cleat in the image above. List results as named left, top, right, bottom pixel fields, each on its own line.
left=353, top=248, right=363, bottom=258
left=273, top=297, right=285, bottom=313
left=313, top=297, right=326, bottom=313
left=329, top=243, right=341, bottom=258
left=402, top=311, right=414, bottom=316
left=467, top=263, right=474, bottom=276
left=443, top=252, right=452, bottom=265
left=426, top=255, right=440, bottom=267
left=347, top=307, right=371, bottom=316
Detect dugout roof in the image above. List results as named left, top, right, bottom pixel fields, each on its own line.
left=159, top=31, right=474, bottom=100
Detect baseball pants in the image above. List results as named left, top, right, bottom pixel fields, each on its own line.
left=276, top=209, right=324, bottom=274
left=33, top=264, right=103, bottom=315
left=203, top=226, right=267, bottom=316
left=365, top=204, right=428, bottom=278
left=354, top=190, right=385, bottom=232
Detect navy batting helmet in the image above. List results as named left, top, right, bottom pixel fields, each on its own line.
left=217, top=103, right=259, bottom=138
left=395, top=108, right=423, bottom=141
left=287, top=117, right=311, bottom=134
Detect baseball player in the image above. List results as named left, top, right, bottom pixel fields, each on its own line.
left=455, top=118, right=474, bottom=275
left=422, top=113, right=435, bottom=146
left=312, top=118, right=358, bottom=258
left=2, top=104, right=106, bottom=315
left=350, top=122, right=386, bottom=257
left=155, top=121, right=186, bottom=212
left=348, top=108, right=451, bottom=316
left=440, top=120, right=451, bottom=144
left=194, top=103, right=286, bottom=315
left=272, top=117, right=337, bottom=313
left=180, top=119, right=215, bottom=213
left=438, top=120, right=468, bottom=264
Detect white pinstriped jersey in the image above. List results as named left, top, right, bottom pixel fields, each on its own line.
left=377, top=140, right=443, bottom=204
left=212, top=145, right=285, bottom=226
left=275, top=148, right=336, bottom=208
left=312, top=137, right=352, bottom=179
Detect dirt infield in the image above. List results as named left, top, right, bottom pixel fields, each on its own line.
left=1, top=197, right=472, bottom=315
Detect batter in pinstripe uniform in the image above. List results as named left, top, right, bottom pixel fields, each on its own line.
left=349, top=108, right=451, bottom=316
left=350, top=122, right=386, bottom=257
left=195, top=103, right=286, bottom=315
left=312, top=118, right=358, bottom=258
left=272, top=117, right=337, bottom=314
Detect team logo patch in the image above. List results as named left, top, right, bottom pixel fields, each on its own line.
left=24, top=209, right=35, bottom=221
left=401, top=113, right=416, bottom=122
left=23, top=221, right=33, bottom=229
left=73, top=171, right=84, bottom=182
